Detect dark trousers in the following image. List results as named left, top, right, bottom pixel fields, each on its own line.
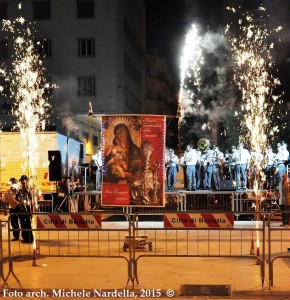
left=281, top=204, right=290, bottom=225
left=10, top=208, right=20, bottom=239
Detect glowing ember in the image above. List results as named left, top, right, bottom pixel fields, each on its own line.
left=0, top=5, right=56, bottom=178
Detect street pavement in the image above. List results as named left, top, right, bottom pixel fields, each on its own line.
left=1, top=213, right=290, bottom=300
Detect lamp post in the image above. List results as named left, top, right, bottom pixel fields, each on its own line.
left=66, top=127, right=70, bottom=177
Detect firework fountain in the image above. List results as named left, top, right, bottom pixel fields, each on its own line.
left=0, top=4, right=56, bottom=179
left=178, top=23, right=230, bottom=148
left=178, top=24, right=203, bottom=121
left=178, top=24, right=204, bottom=140
left=226, top=5, right=284, bottom=259
left=226, top=6, right=283, bottom=181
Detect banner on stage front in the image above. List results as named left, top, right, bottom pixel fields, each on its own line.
left=101, top=115, right=166, bottom=206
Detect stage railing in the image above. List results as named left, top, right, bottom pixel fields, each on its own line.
left=74, top=190, right=280, bottom=217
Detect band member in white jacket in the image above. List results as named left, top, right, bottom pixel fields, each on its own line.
left=166, top=149, right=179, bottom=191
left=184, top=144, right=199, bottom=191
left=232, top=142, right=251, bottom=190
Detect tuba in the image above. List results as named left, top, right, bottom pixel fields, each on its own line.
left=197, top=138, right=210, bottom=152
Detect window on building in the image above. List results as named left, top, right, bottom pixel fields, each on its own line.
left=33, top=0, right=51, bottom=20
left=0, top=40, right=8, bottom=60
left=0, top=1, right=7, bottom=21
left=77, top=0, right=94, bottom=18
left=78, top=77, right=95, bottom=95
left=78, top=39, right=94, bottom=57
left=34, top=39, right=52, bottom=58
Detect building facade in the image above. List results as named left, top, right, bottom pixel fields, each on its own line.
left=0, top=0, right=147, bottom=158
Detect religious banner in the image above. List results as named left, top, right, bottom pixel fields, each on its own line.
left=101, top=115, right=166, bottom=206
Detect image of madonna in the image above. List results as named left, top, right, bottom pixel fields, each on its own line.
left=104, top=123, right=141, bottom=183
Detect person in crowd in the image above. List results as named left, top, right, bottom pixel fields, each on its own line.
left=3, top=178, right=20, bottom=241
left=195, top=147, right=203, bottom=189
left=179, top=154, right=187, bottom=189
left=281, top=141, right=289, bottom=164
left=92, top=146, right=103, bottom=190
left=275, top=142, right=287, bottom=186
left=229, top=145, right=237, bottom=182
left=232, top=142, right=251, bottom=191
left=264, top=146, right=276, bottom=189
left=212, top=145, right=224, bottom=191
left=55, top=177, right=69, bottom=212
left=16, top=175, right=34, bottom=243
left=280, top=173, right=290, bottom=227
left=183, top=144, right=199, bottom=191
left=166, top=148, right=179, bottom=191
left=204, top=146, right=215, bottom=190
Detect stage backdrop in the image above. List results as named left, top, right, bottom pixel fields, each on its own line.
left=101, top=115, right=166, bottom=206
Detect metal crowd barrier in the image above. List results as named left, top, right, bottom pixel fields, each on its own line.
left=131, top=212, right=266, bottom=289
left=37, top=193, right=54, bottom=213
left=2, top=212, right=133, bottom=287
left=267, top=211, right=290, bottom=289
left=2, top=209, right=289, bottom=290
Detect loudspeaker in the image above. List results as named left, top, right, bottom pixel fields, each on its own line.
left=220, top=179, right=236, bottom=191
left=48, top=151, right=62, bottom=181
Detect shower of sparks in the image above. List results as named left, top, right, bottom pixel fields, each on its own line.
left=226, top=6, right=283, bottom=189
left=0, top=4, right=57, bottom=178
left=178, top=24, right=204, bottom=125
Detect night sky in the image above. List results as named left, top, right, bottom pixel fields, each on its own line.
left=144, top=0, right=290, bottom=147
left=144, top=0, right=290, bottom=99
left=145, top=0, right=224, bottom=83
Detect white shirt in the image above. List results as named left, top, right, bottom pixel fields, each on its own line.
left=184, top=149, right=199, bottom=166
left=232, top=148, right=251, bottom=164
left=167, top=153, right=179, bottom=167
left=204, top=149, right=215, bottom=165
left=276, top=147, right=287, bottom=163
left=214, top=150, right=225, bottom=165
left=282, top=147, right=289, bottom=161
left=265, top=151, right=276, bottom=166
left=92, top=151, right=103, bottom=167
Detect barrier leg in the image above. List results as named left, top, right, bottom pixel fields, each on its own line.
left=2, top=217, right=20, bottom=287
left=126, top=258, right=137, bottom=289
left=3, top=257, right=20, bottom=287
left=0, top=220, right=5, bottom=281
left=269, top=261, right=273, bottom=289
